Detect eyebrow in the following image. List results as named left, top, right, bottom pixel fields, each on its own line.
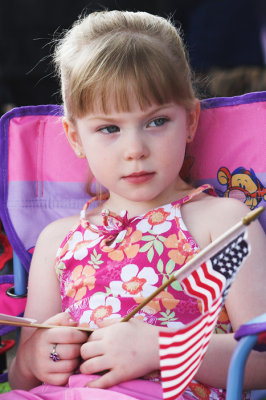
left=85, top=104, right=175, bottom=122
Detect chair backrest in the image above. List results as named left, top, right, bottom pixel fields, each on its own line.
left=187, top=91, right=266, bottom=229
left=0, top=105, right=90, bottom=272
left=0, top=92, right=266, bottom=273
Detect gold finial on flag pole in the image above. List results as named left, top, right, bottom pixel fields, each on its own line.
left=242, top=206, right=264, bottom=226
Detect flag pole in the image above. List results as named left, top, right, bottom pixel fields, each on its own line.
left=0, top=317, right=94, bottom=333
left=122, top=206, right=264, bottom=322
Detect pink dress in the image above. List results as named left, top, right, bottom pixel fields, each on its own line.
left=2, top=185, right=250, bottom=400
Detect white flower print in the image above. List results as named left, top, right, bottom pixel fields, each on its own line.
left=161, top=203, right=177, bottom=220
left=136, top=204, right=190, bottom=235
left=79, top=294, right=121, bottom=328
left=109, top=264, right=158, bottom=298
left=167, top=321, right=185, bottom=329
left=62, top=229, right=102, bottom=261
left=136, top=205, right=176, bottom=234
left=136, top=218, right=171, bottom=234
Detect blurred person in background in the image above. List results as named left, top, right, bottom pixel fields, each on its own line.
left=0, top=0, right=265, bottom=114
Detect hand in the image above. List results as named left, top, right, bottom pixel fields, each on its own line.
left=23, top=312, right=88, bottom=386
left=80, top=319, right=160, bottom=388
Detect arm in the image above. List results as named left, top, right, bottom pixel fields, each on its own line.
left=8, top=217, right=88, bottom=391
left=193, top=199, right=266, bottom=389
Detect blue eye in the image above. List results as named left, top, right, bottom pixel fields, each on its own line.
left=99, top=125, right=120, bottom=134
left=147, top=117, right=169, bottom=128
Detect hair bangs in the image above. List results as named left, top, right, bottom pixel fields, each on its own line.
left=75, top=37, right=192, bottom=116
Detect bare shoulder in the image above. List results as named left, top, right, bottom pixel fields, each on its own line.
left=36, top=214, right=80, bottom=253
left=28, top=214, right=80, bottom=293
left=196, top=196, right=253, bottom=237
left=181, top=194, right=260, bottom=247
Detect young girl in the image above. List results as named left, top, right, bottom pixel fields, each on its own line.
left=4, top=10, right=266, bottom=400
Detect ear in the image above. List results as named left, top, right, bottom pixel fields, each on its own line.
left=186, top=100, right=200, bottom=143
left=62, top=117, right=85, bottom=158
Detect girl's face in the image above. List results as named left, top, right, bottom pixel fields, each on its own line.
left=64, top=98, right=200, bottom=212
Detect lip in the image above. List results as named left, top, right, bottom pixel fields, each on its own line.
left=122, top=171, right=155, bottom=184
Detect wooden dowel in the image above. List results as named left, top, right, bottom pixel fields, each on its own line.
left=0, top=319, right=93, bottom=333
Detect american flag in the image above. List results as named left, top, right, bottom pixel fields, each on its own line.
left=159, top=230, right=250, bottom=400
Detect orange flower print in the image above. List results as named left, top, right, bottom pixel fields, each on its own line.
left=91, top=305, right=113, bottom=322
left=146, top=208, right=170, bottom=225
left=66, top=264, right=96, bottom=301
left=188, top=382, right=211, bottom=399
left=109, top=263, right=158, bottom=298
left=62, top=230, right=102, bottom=261
left=164, top=230, right=196, bottom=265
left=122, top=276, right=146, bottom=295
left=197, top=298, right=203, bottom=314
left=137, top=208, right=172, bottom=235
left=134, top=291, right=179, bottom=314
left=217, top=305, right=230, bottom=323
left=79, top=295, right=121, bottom=329
left=101, top=228, right=142, bottom=261
left=215, top=305, right=231, bottom=334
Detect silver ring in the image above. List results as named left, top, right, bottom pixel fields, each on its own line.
left=49, top=343, right=60, bottom=362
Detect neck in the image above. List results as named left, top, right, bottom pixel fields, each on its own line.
left=102, top=182, right=194, bottom=218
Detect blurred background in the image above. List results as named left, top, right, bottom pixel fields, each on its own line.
left=0, top=0, right=266, bottom=114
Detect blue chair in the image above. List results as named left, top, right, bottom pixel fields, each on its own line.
left=227, top=313, right=266, bottom=400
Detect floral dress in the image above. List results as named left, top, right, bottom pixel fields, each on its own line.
left=54, top=184, right=250, bottom=400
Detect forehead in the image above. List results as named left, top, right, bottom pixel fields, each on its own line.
left=94, top=85, right=160, bottom=113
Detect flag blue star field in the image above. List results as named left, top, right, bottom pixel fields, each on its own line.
left=159, top=230, right=250, bottom=400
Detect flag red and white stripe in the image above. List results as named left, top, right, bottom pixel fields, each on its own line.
left=160, top=297, right=222, bottom=399
left=159, top=230, right=250, bottom=399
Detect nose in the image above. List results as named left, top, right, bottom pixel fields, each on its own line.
left=123, top=130, right=149, bottom=160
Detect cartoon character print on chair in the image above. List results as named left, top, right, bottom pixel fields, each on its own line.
left=217, top=167, right=266, bottom=210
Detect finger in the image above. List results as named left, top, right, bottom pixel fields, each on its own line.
left=80, top=341, right=103, bottom=360
left=80, top=355, right=111, bottom=376
left=45, top=312, right=77, bottom=326
left=46, top=326, right=88, bottom=344
left=84, top=322, right=119, bottom=342
left=45, top=372, right=72, bottom=387
left=85, top=369, right=121, bottom=389
left=49, top=343, right=82, bottom=360
left=46, top=357, right=80, bottom=374
left=96, top=318, right=121, bottom=328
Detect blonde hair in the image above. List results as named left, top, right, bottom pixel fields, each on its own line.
left=54, top=10, right=197, bottom=120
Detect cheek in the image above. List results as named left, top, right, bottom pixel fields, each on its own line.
left=86, top=151, right=113, bottom=183
left=161, top=145, right=187, bottom=178
left=162, top=136, right=187, bottom=163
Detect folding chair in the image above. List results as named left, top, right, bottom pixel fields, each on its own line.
left=186, top=91, right=266, bottom=399
left=0, top=92, right=266, bottom=395
left=0, top=104, right=91, bottom=294
left=0, top=105, right=90, bottom=385
left=227, top=313, right=266, bottom=400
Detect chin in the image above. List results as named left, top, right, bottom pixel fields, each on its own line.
left=126, top=191, right=163, bottom=203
